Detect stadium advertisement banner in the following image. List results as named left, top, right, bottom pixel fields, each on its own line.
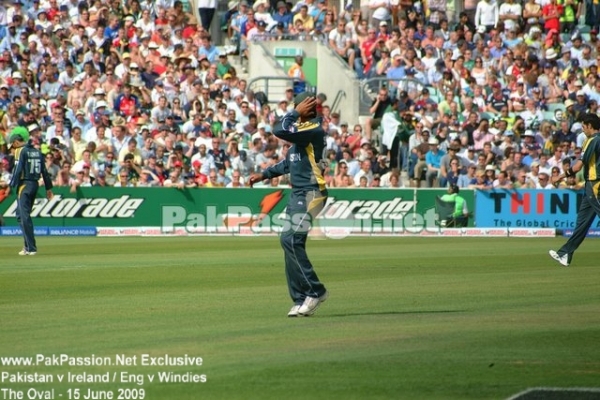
left=95, top=227, right=555, bottom=238
left=0, top=188, right=475, bottom=234
left=0, top=226, right=97, bottom=236
left=475, top=189, right=600, bottom=229
left=562, top=229, right=600, bottom=238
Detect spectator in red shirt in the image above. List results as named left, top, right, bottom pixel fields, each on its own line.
left=113, top=84, right=140, bottom=117
left=543, top=0, right=563, bottom=33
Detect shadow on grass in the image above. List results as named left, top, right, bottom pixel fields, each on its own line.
left=327, top=310, right=468, bottom=318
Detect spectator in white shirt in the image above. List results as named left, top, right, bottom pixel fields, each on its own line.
left=353, top=159, right=374, bottom=186
left=498, top=0, right=522, bottom=33
left=475, top=0, right=499, bottom=31
left=536, top=172, right=554, bottom=189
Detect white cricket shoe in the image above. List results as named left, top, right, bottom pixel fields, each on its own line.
left=549, top=250, right=569, bottom=267
left=287, top=305, right=301, bottom=317
left=298, top=291, right=329, bottom=316
left=18, top=250, right=36, bottom=256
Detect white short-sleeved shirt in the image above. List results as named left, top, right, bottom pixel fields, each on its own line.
left=369, top=0, right=391, bottom=21
left=329, top=29, right=351, bottom=50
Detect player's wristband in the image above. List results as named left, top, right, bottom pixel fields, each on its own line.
left=565, top=167, right=575, bottom=178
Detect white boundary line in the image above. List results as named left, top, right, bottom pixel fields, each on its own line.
left=506, top=387, right=600, bottom=400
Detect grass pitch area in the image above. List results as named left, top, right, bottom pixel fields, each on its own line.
left=1, top=237, right=599, bottom=400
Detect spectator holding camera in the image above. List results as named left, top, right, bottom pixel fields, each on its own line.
left=118, top=138, right=143, bottom=167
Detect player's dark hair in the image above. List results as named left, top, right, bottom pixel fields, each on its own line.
left=580, top=113, right=600, bottom=130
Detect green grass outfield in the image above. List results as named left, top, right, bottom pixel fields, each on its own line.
left=1, top=237, right=599, bottom=400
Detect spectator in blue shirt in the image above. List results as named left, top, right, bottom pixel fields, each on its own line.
left=272, top=1, right=293, bottom=29
left=425, top=137, right=446, bottom=187
left=104, top=17, right=121, bottom=40
left=198, top=35, right=219, bottom=64
left=386, top=54, right=406, bottom=96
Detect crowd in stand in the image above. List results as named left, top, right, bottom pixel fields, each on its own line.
left=0, top=0, right=598, bottom=190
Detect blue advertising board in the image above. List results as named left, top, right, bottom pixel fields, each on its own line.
left=475, top=189, right=600, bottom=229
left=562, top=229, right=600, bottom=237
left=0, top=227, right=97, bottom=236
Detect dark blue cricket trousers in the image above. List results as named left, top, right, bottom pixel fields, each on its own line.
left=16, top=180, right=39, bottom=252
left=280, top=190, right=328, bottom=305
left=557, top=180, right=600, bottom=264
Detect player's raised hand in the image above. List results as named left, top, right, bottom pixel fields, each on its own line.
left=295, top=96, right=317, bottom=119
left=248, top=173, right=264, bottom=188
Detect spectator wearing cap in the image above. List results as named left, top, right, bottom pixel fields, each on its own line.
left=84, top=112, right=111, bottom=146
left=84, top=87, right=106, bottom=119
left=25, top=122, right=40, bottom=143
left=0, top=81, right=10, bottom=109
left=567, top=78, right=583, bottom=103
left=535, top=171, right=553, bottom=189
left=248, top=19, right=269, bottom=43
left=524, top=26, right=543, bottom=50
left=162, top=114, right=181, bottom=136
left=227, top=141, right=254, bottom=176
left=522, top=138, right=541, bottom=167
left=114, top=52, right=133, bottom=80
left=573, top=89, right=589, bottom=115
left=213, top=53, right=231, bottom=78
left=272, top=1, right=293, bottom=29
left=427, top=58, right=446, bottom=88
left=439, top=143, right=462, bottom=187
left=424, top=137, right=445, bottom=187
